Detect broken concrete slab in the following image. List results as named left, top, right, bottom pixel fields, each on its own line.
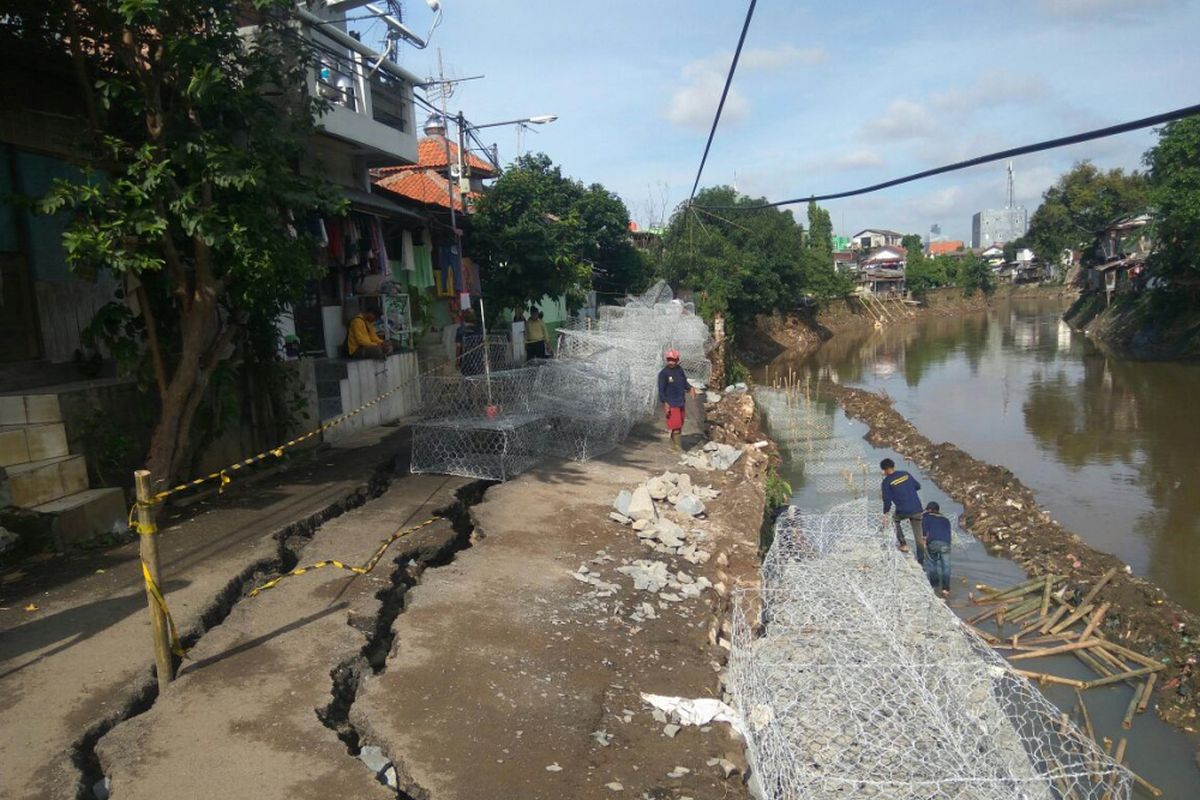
left=674, top=495, right=705, bottom=517
left=626, top=486, right=656, bottom=522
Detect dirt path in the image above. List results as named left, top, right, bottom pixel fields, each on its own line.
left=820, top=381, right=1200, bottom=732
left=354, top=411, right=768, bottom=799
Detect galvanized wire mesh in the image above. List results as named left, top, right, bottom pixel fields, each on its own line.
left=411, top=284, right=711, bottom=480
left=734, top=389, right=1132, bottom=799
left=732, top=511, right=1132, bottom=799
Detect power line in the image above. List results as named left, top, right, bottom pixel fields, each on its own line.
left=687, top=0, right=757, bottom=204
left=697, top=102, right=1200, bottom=211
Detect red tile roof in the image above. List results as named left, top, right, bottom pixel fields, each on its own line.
left=374, top=136, right=497, bottom=176
left=373, top=170, right=470, bottom=212
left=928, top=240, right=964, bottom=255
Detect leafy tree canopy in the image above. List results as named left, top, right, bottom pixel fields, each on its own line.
left=15, top=0, right=341, bottom=482
left=1021, top=162, right=1148, bottom=266
left=1145, top=117, right=1200, bottom=283
left=662, top=187, right=847, bottom=324
left=469, top=153, right=646, bottom=313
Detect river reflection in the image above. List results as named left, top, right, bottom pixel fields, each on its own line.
left=766, top=298, right=1200, bottom=613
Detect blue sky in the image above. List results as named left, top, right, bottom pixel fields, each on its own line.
left=370, top=0, right=1198, bottom=242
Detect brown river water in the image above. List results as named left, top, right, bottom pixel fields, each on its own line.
left=769, top=296, right=1200, bottom=614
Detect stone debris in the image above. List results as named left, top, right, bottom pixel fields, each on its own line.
left=609, top=512, right=632, bottom=525
left=679, top=441, right=743, bottom=472
left=545, top=763, right=563, bottom=772
left=706, top=757, right=739, bottom=778
left=626, top=486, right=657, bottom=522
left=613, top=489, right=632, bottom=516
left=591, top=730, right=613, bottom=747
left=706, top=390, right=723, bottom=404
left=615, top=559, right=711, bottom=601
left=674, top=494, right=705, bottom=517
left=724, top=383, right=748, bottom=394
left=572, top=565, right=620, bottom=597
left=358, top=745, right=398, bottom=788
left=663, top=723, right=681, bottom=738
left=667, top=766, right=691, bottom=779
left=609, top=470, right=719, bottom=562
left=605, top=782, right=624, bottom=791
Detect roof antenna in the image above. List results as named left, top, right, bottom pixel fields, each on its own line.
left=1006, top=160, right=1015, bottom=209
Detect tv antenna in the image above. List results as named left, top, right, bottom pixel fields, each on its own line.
left=1006, top=161, right=1015, bottom=209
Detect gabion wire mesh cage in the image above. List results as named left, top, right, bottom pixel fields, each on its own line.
left=409, top=283, right=713, bottom=480
left=731, top=517, right=1133, bottom=799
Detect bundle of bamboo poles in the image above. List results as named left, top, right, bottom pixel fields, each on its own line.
left=962, top=567, right=1166, bottom=796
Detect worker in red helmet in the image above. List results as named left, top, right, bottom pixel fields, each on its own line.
left=657, top=349, right=697, bottom=450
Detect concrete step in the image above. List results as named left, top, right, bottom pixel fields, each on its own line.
left=0, top=393, right=63, bottom=425
left=5, top=454, right=89, bottom=508
left=0, top=422, right=70, bottom=467
left=33, top=487, right=127, bottom=547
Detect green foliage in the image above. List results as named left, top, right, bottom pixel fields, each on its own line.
left=1145, top=116, right=1200, bottom=284
left=470, top=153, right=646, bottom=312
left=765, top=467, right=793, bottom=510
left=12, top=1, right=345, bottom=480
left=906, top=255, right=953, bottom=294
left=663, top=188, right=847, bottom=327
left=727, top=358, right=751, bottom=386
left=960, top=255, right=996, bottom=297
left=1023, top=162, right=1148, bottom=266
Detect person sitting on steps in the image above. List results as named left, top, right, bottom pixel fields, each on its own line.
left=347, top=310, right=392, bottom=360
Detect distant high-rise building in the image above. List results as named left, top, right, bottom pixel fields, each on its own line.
left=971, top=162, right=1028, bottom=248
left=972, top=208, right=1028, bottom=248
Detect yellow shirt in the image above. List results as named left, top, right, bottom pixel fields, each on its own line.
left=346, top=315, right=382, bottom=354
left=525, top=318, right=548, bottom=343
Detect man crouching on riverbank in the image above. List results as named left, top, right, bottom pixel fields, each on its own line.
left=658, top=349, right=696, bottom=450
left=880, top=458, right=925, bottom=564
left=922, top=502, right=952, bottom=598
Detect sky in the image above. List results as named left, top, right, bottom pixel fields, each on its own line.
left=366, top=0, right=1198, bottom=243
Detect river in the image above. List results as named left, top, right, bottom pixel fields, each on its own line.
left=767, top=296, right=1200, bottom=615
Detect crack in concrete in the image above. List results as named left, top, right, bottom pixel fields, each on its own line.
left=319, top=480, right=492, bottom=800
left=67, top=452, right=404, bottom=800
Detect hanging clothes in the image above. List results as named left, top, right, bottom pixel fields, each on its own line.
left=371, top=217, right=389, bottom=273
left=401, top=229, right=416, bottom=271
left=410, top=244, right=435, bottom=289
left=461, top=256, right=482, bottom=295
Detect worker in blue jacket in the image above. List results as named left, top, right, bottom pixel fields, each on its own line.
left=922, top=501, right=953, bottom=598
left=880, top=458, right=925, bottom=564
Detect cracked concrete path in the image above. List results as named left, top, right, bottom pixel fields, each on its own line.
left=0, top=426, right=412, bottom=800
left=93, top=471, right=468, bottom=800
left=354, top=425, right=767, bottom=799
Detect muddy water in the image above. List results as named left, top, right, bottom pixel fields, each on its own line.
left=767, top=297, right=1200, bottom=615
left=763, top=394, right=1200, bottom=797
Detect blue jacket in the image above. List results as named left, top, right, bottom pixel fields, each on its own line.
left=657, top=365, right=690, bottom=408
left=922, top=511, right=952, bottom=544
left=881, top=470, right=922, bottom=515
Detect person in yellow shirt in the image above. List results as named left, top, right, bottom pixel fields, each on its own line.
left=346, top=310, right=392, bottom=359
left=524, top=308, right=550, bottom=359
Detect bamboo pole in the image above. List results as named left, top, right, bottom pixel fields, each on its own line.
left=1121, top=682, right=1142, bottom=729
left=1049, top=602, right=1096, bottom=635
left=1080, top=567, right=1119, bottom=608
left=1074, top=688, right=1096, bottom=743
left=1128, top=767, right=1164, bottom=797
left=1080, top=602, right=1111, bottom=640
left=1013, top=669, right=1088, bottom=689
left=1075, top=648, right=1119, bottom=681
left=1136, top=673, right=1157, bottom=714
left=1085, top=665, right=1160, bottom=690
left=983, top=575, right=1060, bottom=602
left=1096, top=639, right=1164, bottom=670
left=1038, top=604, right=1070, bottom=634
left=1008, top=638, right=1101, bottom=662
left=135, top=469, right=174, bottom=693
left=1040, top=574, right=1053, bottom=618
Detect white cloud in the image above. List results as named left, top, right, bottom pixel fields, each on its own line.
left=931, top=69, right=1050, bottom=113
left=664, top=43, right=827, bottom=132
left=862, top=99, right=937, bottom=140
left=832, top=149, right=886, bottom=170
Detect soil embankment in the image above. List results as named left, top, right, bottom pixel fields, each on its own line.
left=819, top=381, right=1200, bottom=731
left=1064, top=292, right=1200, bottom=361
left=740, top=285, right=1071, bottom=364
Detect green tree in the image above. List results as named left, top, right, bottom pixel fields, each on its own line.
left=1024, top=162, right=1149, bottom=266
left=18, top=1, right=341, bottom=483
left=661, top=187, right=807, bottom=323
left=470, top=153, right=644, bottom=313
left=800, top=200, right=850, bottom=301
left=960, top=254, right=996, bottom=296
left=1144, top=116, right=1200, bottom=286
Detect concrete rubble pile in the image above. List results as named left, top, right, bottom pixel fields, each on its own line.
left=610, top=468, right=723, bottom=565
left=411, top=281, right=712, bottom=481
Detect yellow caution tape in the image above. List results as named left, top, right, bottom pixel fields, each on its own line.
left=141, top=560, right=188, bottom=658
left=248, top=517, right=439, bottom=597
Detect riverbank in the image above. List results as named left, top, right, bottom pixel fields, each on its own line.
left=739, top=284, right=1072, bottom=364
left=815, top=379, right=1200, bottom=732
left=1065, top=291, right=1200, bottom=361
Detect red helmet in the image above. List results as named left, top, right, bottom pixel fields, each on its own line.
left=665, top=349, right=681, bottom=361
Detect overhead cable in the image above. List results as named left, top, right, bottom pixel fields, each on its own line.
left=697, top=102, right=1200, bottom=210
left=687, top=0, right=758, bottom=204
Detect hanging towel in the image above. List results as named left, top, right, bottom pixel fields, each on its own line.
left=410, top=244, right=435, bottom=289
left=401, top=229, right=416, bottom=271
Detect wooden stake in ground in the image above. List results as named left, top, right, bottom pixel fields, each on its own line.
left=135, top=469, right=174, bottom=692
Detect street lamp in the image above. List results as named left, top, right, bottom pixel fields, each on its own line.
left=470, top=115, right=558, bottom=130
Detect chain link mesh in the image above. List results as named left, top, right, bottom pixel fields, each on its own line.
left=411, top=283, right=712, bottom=480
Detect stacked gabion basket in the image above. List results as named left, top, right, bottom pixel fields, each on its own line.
left=410, top=282, right=712, bottom=480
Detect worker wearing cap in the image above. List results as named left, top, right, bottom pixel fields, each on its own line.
left=657, top=349, right=696, bottom=450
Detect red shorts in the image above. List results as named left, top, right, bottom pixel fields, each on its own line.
left=665, top=406, right=685, bottom=432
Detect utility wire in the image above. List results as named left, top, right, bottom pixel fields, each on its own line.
left=697, top=102, right=1200, bottom=211
left=687, top=0, right=757, bottom=204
